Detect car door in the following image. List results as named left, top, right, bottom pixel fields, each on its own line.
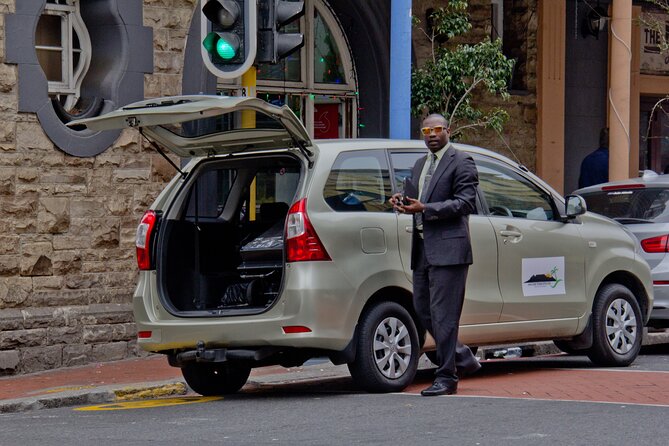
left=316, top=148, right=401, bottom=293
left=389, top=150, right=503, bottom=325
left=474, top=155, right=587, bottom=324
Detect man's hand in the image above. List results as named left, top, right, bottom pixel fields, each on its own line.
left=390, top=194, right=424, bottom=214
left=400, top=197, right=425, bottom=214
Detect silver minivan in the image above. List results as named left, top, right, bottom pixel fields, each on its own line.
left=73, top=95, right=653, bottom=395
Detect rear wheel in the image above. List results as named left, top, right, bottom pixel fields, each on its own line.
left=181, top=362, right=251, bottom=396
left=348, top=301, right=419, bottom=393
left=587, top=284, right=643, bottom=367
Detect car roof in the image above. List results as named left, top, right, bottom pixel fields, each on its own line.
left=574, top=172, right=669, bottom=194
left=313, top=139, right=520, bottom=165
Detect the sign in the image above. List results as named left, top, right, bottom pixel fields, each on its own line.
left=641, top=13, right=669, bottom=75
left=314, top=103, right=339, bottom=139
left=521, top=257, right=566, bottom=297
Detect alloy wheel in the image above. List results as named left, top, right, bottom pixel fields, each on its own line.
left=373, top=316, right=412, bottom=379
left=606, top=298, right=638, bottom=354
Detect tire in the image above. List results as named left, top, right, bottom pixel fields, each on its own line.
left=553, top=340, right=589, bottom=356
left=348, top=301, right=420, bottom=393
left=181, top=362, right=251, bottom=396
left=425, top=346, right=478, bottom=365
left=587, top=284, right=643, bottom=367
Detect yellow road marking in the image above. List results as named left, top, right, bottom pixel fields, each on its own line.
left=75, top=396, right=222, bottom=411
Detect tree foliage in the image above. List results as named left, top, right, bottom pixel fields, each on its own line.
left=411, top=0, right=515, bottom=139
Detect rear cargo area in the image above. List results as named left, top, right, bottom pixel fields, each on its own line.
left=157, top=154, right=302, bottom=315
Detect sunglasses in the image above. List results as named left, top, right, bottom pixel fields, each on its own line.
left=420, top=125, right=446, bottom=136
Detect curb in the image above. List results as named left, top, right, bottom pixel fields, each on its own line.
left=1, top=330, right=666, bottom=414
left=0, top=381, right=187, bottom=414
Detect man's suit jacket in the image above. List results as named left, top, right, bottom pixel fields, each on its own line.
left=407, top=144, right=479, bottom=269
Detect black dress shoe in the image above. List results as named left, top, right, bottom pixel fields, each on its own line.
left=421, top=381, right=457, bottom=396
left=458, top=360, right=482, bottom=377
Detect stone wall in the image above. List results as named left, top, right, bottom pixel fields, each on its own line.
left=412, top=0, right=538, bottom=171
left=0, top=0, right=195, bottom=375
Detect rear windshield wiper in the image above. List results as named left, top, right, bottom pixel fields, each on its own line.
left=613, top=217, right=654, bottom=224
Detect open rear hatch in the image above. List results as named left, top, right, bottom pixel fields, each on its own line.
left=69, top=95, right=314, bottom=159
left=70, top=96, right=315, bottom=316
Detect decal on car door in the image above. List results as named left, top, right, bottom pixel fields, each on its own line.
left=521, top=257, right=565, bottom=296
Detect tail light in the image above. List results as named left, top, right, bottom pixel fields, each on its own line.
left=641, top=234, right=669, bottom=253
left=601, top=184, right=646, bottom=191
left=136, top=210, right=158, bottom=270
left=286, top=198, right=331, bottom=262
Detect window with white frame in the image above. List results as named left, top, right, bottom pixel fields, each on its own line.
left=219, top=0, right=358, bottom=139
left=35, top=0, right=92, bottom=113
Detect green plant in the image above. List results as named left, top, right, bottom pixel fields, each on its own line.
left=411, top=0, right=515, bottom=139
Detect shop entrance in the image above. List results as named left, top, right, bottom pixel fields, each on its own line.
left=640, top=96, right=669, bottom=174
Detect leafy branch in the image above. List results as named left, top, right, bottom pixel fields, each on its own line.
left=411, top=0, right=514, bottom=139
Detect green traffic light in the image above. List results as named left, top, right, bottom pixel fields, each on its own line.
left=203, top=32, right=239, bottom=61
left=216, top=38, right=236, bottom=60
left=203, top=32, right=218, bottom=53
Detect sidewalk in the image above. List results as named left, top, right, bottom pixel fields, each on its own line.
left=1, top=331, right=667, bottom=413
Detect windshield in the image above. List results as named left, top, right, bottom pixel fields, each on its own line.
left=580, top=187, right=669, bottom=223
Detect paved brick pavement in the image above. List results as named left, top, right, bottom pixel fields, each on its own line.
left=2, top=334, right=669, bottom=412
left=405, top=358, right=669, bottom=406
left=0, top=356, right=179, bottom=401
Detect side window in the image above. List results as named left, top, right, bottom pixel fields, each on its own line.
left=475, top=158, right=555, bottom=221
left=185, top=169, right=237, bottom=219
left=252, top=166, right=300, bottom=223
left=323, top=150, right=393, bottom=212
left=389, top=151, right=423, bottom=193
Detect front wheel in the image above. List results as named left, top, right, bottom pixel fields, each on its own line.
left=348, top=301, right=420, bottom=393
left=587, top=284, right=643, bottom=367
left=181, top=362, right=251, bottom=396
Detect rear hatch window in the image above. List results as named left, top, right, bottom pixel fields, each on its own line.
left=580, top=187, right=669, bottom=224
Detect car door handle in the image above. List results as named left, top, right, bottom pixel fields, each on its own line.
left=499, top=228, right=523, bottom=244
left=499, top=230, right=522, bottom=237
left=405, top=226, right=413, bottom=233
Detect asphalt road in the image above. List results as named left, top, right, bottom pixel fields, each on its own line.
left=2, top=346, right=668, bottom=446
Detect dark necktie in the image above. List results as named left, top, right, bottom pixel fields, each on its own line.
left=416, top=153, right=437, bottom=229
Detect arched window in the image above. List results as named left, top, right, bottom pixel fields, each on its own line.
left=35, top=0, right=92, bottom=113
left=218, top=0, right=358, bottom=139
left=7, top=0, right=153, bottom=156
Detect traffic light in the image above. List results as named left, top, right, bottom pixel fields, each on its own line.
left=200, top=0, right=257, bottom=79
left=257, top=0, right=305, bottom=64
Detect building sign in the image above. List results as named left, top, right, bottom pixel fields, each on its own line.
left=641, top=13, right=669, bottom=75
left=314, top=103, right=340, bottom=139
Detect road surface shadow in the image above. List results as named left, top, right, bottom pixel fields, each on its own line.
left=229, top=349, right=667, bottom=399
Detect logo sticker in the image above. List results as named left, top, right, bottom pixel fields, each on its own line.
left=522, top=257, right=565, bottom=296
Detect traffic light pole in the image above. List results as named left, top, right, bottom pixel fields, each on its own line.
left=242, top=66, right=257, bottom=221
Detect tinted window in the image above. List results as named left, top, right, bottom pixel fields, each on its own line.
left=323, top=150, right=393, bottom=212
left=389, top=152, right=423, bottom=193
left=476, top=158, right=555, bottom=221
left=580, top=187, right=669, bottom=223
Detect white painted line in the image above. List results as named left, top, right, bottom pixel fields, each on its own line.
left=394, top=392, right=669, bottom=408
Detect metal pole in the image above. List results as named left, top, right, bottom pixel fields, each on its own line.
left=390, top=0, right=412, bottom=139
left=242, top=67, right=257, bottom=221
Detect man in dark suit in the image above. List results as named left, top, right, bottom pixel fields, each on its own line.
left=391, top=114, right=480, bottom=396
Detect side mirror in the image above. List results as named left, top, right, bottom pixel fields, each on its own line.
left=565, top=194, right=587, bottom=219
